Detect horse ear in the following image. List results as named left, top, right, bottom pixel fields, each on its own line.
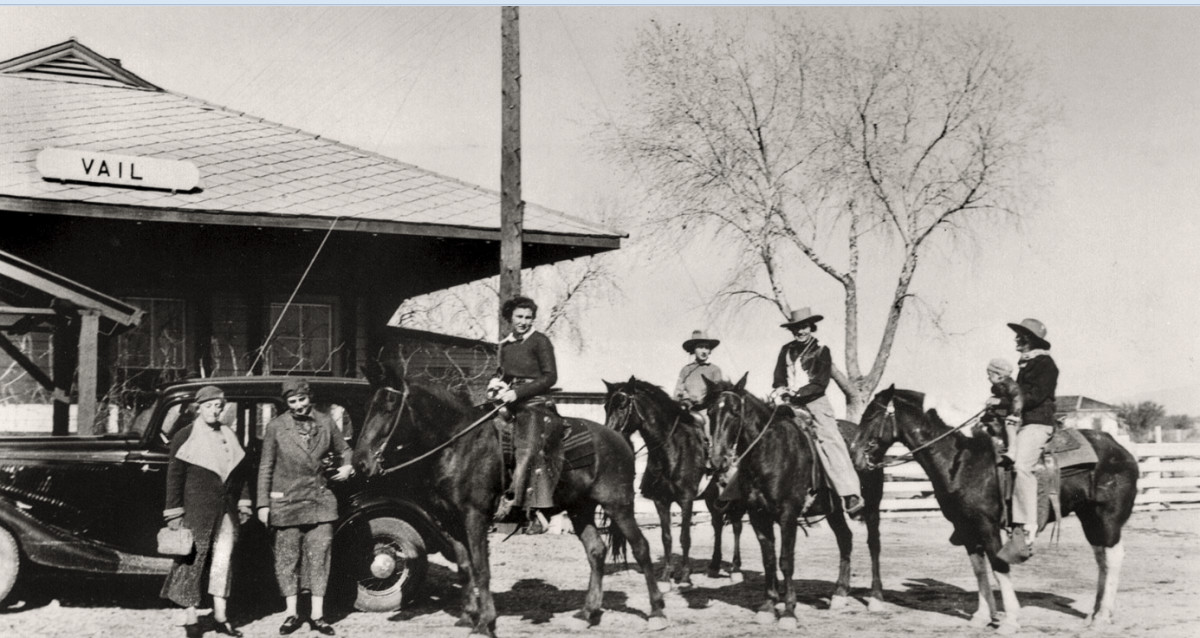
left=361, top=360, right=385, bottom=388
left=702, top=375, right=718, bottom=394
left=603, top=379, right=616, bottom=393
left=735, top=372, right=748, bottom=391
left=627, top=375, right=637, bottom=384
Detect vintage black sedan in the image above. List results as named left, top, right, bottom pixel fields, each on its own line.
left=0, top=376, right=450, bottom=611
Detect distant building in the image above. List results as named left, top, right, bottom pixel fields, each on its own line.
left=1056, top=395, right=1126, bottom=437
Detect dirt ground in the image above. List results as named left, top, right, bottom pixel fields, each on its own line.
left=2, top=508, right=1197, bottom=638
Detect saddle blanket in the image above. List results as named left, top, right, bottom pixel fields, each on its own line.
left=1043, top=427, right=1097, bottom=468
left=499, top=417, right=597, bottom=474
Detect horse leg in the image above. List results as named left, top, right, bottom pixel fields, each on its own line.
left=449, top=536, right=478, bottom=628
left=707, top=502, right=725, bottom=578
left=608, top=502, right=668, bottom=630
left=989, top=558, right=1021, bottom=635
left=777, top=514, right=799, bottom=630
left=864, top=500, right=885, bottom=611
left=564, top=505, right=606, bottom=629
left=826, top=510, right=854, bottom=611
left=749, top=508, right=778, bottom=624
left=654, top=499, right=674, bottom=584
left=730, top=508, right=745, bottom=583
left=967, top=550, right=999, bottom=627
left=464, top=508, right=498, bottom=638
left=1090, top=540, right=1125, bottom=627
left=677, top=498, right=695, bottom=588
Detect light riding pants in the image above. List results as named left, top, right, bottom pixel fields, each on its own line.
left=806, top=396, right=861, bottom=499
left=1012, top=423, right=1054, bottom=527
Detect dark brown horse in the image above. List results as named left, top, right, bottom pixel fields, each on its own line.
left=849, top=386, right=1138, bottom=633
left=354, top=364, right=666, bottom=637
left=603, top=377, right=749, bottom=587
left=706, top=377, right=886, bottom=628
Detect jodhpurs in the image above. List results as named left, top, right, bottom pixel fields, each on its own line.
left=1011, top=422, right=1054, bottom=527
left=801, top=395, right=861, bottom=499
left=272, top=522, right=334, bottom=597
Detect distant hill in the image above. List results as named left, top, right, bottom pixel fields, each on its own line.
left=1118, top=384, right=1200, bottom=416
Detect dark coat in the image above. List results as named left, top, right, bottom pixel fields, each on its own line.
left=772, top=340, right=832, bottom=406
left=256, top=410, right=350, bottom=528
left=1016, top=352, right=1058, bottom=426
left=160, top=422, right=251, bottom=607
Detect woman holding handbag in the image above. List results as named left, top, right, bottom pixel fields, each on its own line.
left=257, top=379, right=353, bottom=636
left=160, top=385, right=253, bottom=638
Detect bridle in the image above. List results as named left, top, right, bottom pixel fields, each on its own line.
left=859, top=395, right=984, bottom=470
left=369, top=384, right=501, bottom=476
left=607, top=389, right=683, bottom=456
left=712, top=389, right=783, bottom=470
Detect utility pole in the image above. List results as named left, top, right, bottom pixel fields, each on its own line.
left=499, top=5, right=523, bottom=338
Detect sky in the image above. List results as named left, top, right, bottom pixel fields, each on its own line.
left=3, top=5, right=1199, bottom=419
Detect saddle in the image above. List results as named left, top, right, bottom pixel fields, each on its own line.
left=998, top=427, right=1098, bottom=532
left=498, top=415, right=597, bottom=508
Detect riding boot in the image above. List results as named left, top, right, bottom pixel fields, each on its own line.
left=997, top=526, right=1033, bottom=564
left=497, top=447, right=533, bottom=520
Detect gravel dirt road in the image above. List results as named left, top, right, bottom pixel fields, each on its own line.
left=2, top=508, right=1197, bottom=638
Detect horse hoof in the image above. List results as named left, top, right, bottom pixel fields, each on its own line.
left=968, top=612, right=992, bottom=628
left=1088, top=612, right=1114, bottom=628
left=755, top=611, right=777, bottom=625
left=995, top=619, right=1020, bottom=635
left=729, top=572, right=744, bottom=584
left=867, top=598, right=886, bottom=613
left=455, top=617, right=473, bottom=628
left=778, top=616, right=798, bottom=630
left=646, top=615, right=669, bottom=632
left=829, top=595, right=850, bottom=611
left=706, top=568, right=721, bottom=579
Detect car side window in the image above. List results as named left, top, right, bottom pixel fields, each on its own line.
left=314, top=402, right=354, bottom=442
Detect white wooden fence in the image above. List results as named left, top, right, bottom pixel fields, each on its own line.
left=878, top=441, right=1200, bottom=515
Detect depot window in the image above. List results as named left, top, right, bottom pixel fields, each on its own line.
left=119, top=297, right=187, bottom=370
left=266, top=302, right=333, bottom=373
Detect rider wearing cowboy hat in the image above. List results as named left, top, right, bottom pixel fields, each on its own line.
left=674, top=329, right=726, bottom=436
left=768, top=308, right=864, bottom=517
left=998, top=318, right=1058, bottom=565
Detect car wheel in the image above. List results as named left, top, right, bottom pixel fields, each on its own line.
left=336, top=516, right=427, bottom=612
left=0, top=526, right=18, bottom=605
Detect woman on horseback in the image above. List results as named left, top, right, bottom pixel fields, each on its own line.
left=768, top=307, right=864, bottom=517
left=490, top=296, right=563, bottom=532
left=674, top=329, right=725, bottom=445
left=999, top=317, right=1058, bottom=564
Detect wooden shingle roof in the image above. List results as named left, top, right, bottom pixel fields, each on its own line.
left=0, top=40, right=622, bottom=248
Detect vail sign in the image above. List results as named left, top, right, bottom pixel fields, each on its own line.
left=36, top=147, right=200, bottom=191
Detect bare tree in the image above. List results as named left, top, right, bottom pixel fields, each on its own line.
left=609, top=13, right=1050, bottom=418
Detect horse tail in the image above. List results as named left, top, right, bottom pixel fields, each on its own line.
left=604, top=512, right=630, bottom=566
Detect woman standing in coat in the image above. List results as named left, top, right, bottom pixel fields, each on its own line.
left=161, top=385, right=252, bottom=638
left=257, top=379, right=353, bottom=636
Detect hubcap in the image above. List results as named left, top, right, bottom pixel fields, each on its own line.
left=370, top=552, right=397, bottom=579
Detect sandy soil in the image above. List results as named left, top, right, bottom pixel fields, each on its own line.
left=2, top=508, right=1197, bottom=638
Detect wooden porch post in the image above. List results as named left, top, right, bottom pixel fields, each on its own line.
left=51, top=315, right=76, bottom=435
left=499, top=5, right=523, bottom=338
left=76, top=308, right=100, bottom=435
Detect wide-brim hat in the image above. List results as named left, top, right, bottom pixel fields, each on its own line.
left=682, top=329, right=720, bottom=353
left=1007, top=318, right=1051, bottom=349
left=781, top=307, right=823, bottom=329
left=281, top=378, right=312, bottom=399
left=195, top=385, right=225, bottom=405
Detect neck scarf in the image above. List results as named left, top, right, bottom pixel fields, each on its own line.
left=175, top=418, right=245, bottom=482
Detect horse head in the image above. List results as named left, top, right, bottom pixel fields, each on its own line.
left=705, top=373, right=764, bottom=481
left=354, top=361, right=411, bottom=478
left=603, top=376, right=679, bottom=440
left=851, top=385, right=928, bottom=471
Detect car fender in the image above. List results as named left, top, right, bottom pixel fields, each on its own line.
left=0, top=496, right=122, bottom=573
left=335, top=494, right=455, bottom=561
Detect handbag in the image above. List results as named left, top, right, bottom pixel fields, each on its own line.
left=156, top=525, right=195, bottom=556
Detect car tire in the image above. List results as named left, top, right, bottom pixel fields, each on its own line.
left=337, top=516, right=428, bottom=612
left=0, top=526, right=19, bottom=606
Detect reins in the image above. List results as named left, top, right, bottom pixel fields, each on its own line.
left=869, top=403, right=985, bottom=469
left=371, top=385, right=502, bottom=476
left=715, top=390, right=784, bottom=469
left=610, top=389, right=686, bottom=457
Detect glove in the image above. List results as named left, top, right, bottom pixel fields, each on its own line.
left=257, top=507, right=270, bottom=526
left=486, top=377, right=509, bottom=401
left=768, top=387, right=788, bottom=404
left=985, top=397, right=1002, bottom=407
left=498, top=389, right=518, bottom=404
left=1004, top=415, right=1021, bottom=427
left=166, top=515, right=184, bottom=530
left=679, top=397, right=695, bottom=410
left=238, top=506, right=253, bottom=525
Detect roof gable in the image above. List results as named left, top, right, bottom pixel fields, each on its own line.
left=1056, top=395, right=1117, bottom=413
left=0, top=39, right=160, bottom=90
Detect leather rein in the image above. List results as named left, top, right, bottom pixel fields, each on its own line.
left=713, top=390, right=785, bottom=469
left=371, top=385, right=502, bottom=476
left=608, top=390, right=685, bottom=457
left=862, top=397, right=984, bottom=469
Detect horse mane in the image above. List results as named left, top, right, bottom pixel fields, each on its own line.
left=606, top=377, right=674, bottom=410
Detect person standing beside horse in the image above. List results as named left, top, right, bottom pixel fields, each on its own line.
left=160, top=385, right=252, bottom=638
left=768, top=308, right=864, bottom=517
left=257, top=378, right=353, bottom=636
left=490, top=296, right=564, bottom=533
left=998, top=318, right=1059, bottom=564
left=674, top=329, right=725, bottom=448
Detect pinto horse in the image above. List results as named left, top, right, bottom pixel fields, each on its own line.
left=849, top=386, right=1138, bottom=633
left=603, top=377, right=749, bottom=587
left=354, top=364, right=666, bottom=637
left=706, top=376, right=886, bottom=628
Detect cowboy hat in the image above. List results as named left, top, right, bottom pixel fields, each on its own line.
left=1007, top=318, right=1051, bottom=349
left=682, top=329, right=720, bottom=353
left=780, top=307, right=823, bottom=329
